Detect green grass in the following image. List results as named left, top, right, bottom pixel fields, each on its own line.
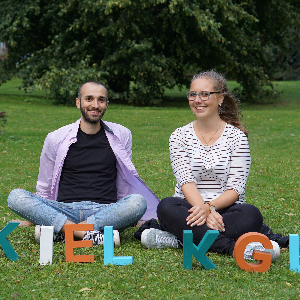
left=0, top=79, right=300, bottom=299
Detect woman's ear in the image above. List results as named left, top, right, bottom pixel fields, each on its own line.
left=218, top=94, right=224, bottom=106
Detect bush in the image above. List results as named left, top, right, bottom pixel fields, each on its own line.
left=35, top=58, right=109, bottom=105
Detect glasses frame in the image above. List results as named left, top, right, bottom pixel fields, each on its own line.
left=186, top=91, right=221, bottom=101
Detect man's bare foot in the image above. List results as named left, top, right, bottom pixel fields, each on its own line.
left=11, top=220, right=33, bottom=227
left=136, top=220, right=147, bottom=228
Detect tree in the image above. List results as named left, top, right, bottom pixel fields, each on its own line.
left=0, top=0, right=299, bottom=105
left=265, top=27, right=300, bottom=81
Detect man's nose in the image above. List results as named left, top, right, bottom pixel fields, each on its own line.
left=92, top=99, right=99, bottom=108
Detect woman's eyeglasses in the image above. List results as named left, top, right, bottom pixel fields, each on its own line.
left=186, top=91, right=221, bottom=101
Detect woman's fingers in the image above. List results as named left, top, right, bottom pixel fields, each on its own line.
left=186, top=207, right=225, bottom=230
left=186, top=206, right=226, bottom=231
left=186, top=205, right=206, bottom=227
left=206, top=212, right=225, bottom=232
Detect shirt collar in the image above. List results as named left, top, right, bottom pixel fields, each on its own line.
left=74, top=119, right=114, bottom=135
left=101, top=120, right=114, bottom=135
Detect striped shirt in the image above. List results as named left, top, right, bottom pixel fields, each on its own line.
left=169, top=122, right=251, bottom=203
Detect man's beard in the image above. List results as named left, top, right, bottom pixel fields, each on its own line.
left=80, top=106, right=106, bottom=124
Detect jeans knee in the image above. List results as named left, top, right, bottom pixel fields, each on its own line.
left=242, top=204, right=263, bottom=231
left=157, top=197, right=173, bottom=219
left=130, top=194, right=147, bottom=216
left=251, top=205, right=263, bottom=228
left=7, top=188, right=26, bottom=210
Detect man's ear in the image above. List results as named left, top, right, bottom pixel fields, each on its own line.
left=76, top=98, right=80, bottom=109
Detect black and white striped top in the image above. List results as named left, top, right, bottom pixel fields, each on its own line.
left=169, top=122, right=251, bottom=203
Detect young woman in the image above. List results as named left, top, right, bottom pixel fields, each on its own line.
left=141, top=70, right=280, bottom=259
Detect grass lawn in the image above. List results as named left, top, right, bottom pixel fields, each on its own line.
left=0, top=79, right=300, bottom=299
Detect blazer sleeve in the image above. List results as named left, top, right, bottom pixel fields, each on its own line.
left=36, top=133, right=57, bottom=199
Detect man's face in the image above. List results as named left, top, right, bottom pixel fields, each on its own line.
left=76, top=83, right=108, bottom=124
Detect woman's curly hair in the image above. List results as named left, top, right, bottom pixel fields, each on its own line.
left=192, top=70, right=248, bottom=136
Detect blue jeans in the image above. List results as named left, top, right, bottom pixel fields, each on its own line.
left=7, top=189, right=147, bottom=233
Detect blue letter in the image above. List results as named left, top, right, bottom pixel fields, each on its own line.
left=183, top=230, right=219, bottom=270
left=289, top=234, right=300, bottom=272
left=0, top=222, right=20, bottom=261
left=104, top=226, right=132, bottom=265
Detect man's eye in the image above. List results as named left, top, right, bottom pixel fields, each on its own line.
left=86, top=97, right=92, bottom=101
left=99, top=98, right=106, bottom=103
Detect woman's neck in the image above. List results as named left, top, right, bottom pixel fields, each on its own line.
left=195, top=116, right=224, bottom=133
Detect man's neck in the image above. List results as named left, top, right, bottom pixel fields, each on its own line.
left=79, top=120, right=101, bottom=135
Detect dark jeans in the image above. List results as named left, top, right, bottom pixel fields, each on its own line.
left=157, top=197, right=263, bottom=256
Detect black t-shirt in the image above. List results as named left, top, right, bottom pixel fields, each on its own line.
left=57, top=126, right=117, bottom=204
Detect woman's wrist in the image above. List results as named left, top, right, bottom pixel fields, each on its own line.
left=204, top=203, right=211, bottom=216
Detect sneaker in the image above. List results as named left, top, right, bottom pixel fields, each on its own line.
left=244, top=240, right=280, bottom=261
left=141, top=228, right=179, bottom=249
left=83, top=230, right=120, bottom=247
left=35, top=225, right=65, bottom=244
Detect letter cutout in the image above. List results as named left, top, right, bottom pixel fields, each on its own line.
left=104, top=226, right=132, bottom=265
left=65, top=224, right=94, bottom=263
left=39, top=226, right=54, bottom=265
left=289, top=234, right=300, bottom=272
left=0, top=222, right=20, bottom=261
left=234, top=232, right=272, bottom=272
left=183, top=230, right=219, bottom=270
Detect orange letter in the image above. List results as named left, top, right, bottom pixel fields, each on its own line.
left=65, top=224, right=94, bottom=263
left=234, top=232, right=272, bottom=272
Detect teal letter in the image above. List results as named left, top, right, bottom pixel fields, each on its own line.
left=183, top=230, right=219, bottom=270
left=289, top=234, right=300, bottom=272
left=0, top=222, right=20, bottom=261
left=104, top=226, right=132, bottom=265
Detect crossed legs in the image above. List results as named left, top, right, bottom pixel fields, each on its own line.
left=157, top=197, right=263, bottom=256
left=7, top=189, right=147, bottom=239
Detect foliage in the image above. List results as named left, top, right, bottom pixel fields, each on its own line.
left=0, top=79, right=300, bottom=298
left=0, top=111, right=7, bottom=135
left=36, top=57, right=109, bottom=105
left=267, top=28, right=300, bottom=81
left=1, top=0, right=300, bottom=105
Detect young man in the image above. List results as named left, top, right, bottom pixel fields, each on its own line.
left=7, top=81, right=159, bottom=245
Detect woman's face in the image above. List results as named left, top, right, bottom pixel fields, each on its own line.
left=188, top=78, right=223, bottom=120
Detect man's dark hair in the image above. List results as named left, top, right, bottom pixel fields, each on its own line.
left=77, top=81, right=108, bottom=102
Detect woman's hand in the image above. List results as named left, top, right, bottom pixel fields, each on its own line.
left=206, top=212, right=225, bottom=232
left=186, top=204, right=209, bottom=227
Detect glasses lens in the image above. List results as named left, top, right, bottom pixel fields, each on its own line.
left=200, top=92, right=209, bottom=100
left=187, top=92, right=197, bottom=100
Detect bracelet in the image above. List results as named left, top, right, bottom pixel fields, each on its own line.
left=207, top=202, right=216, bottom=212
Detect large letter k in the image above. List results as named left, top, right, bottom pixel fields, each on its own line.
left=183, top=230, right=219, bottom=270
left=0, top=222, right=20, bottom=261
